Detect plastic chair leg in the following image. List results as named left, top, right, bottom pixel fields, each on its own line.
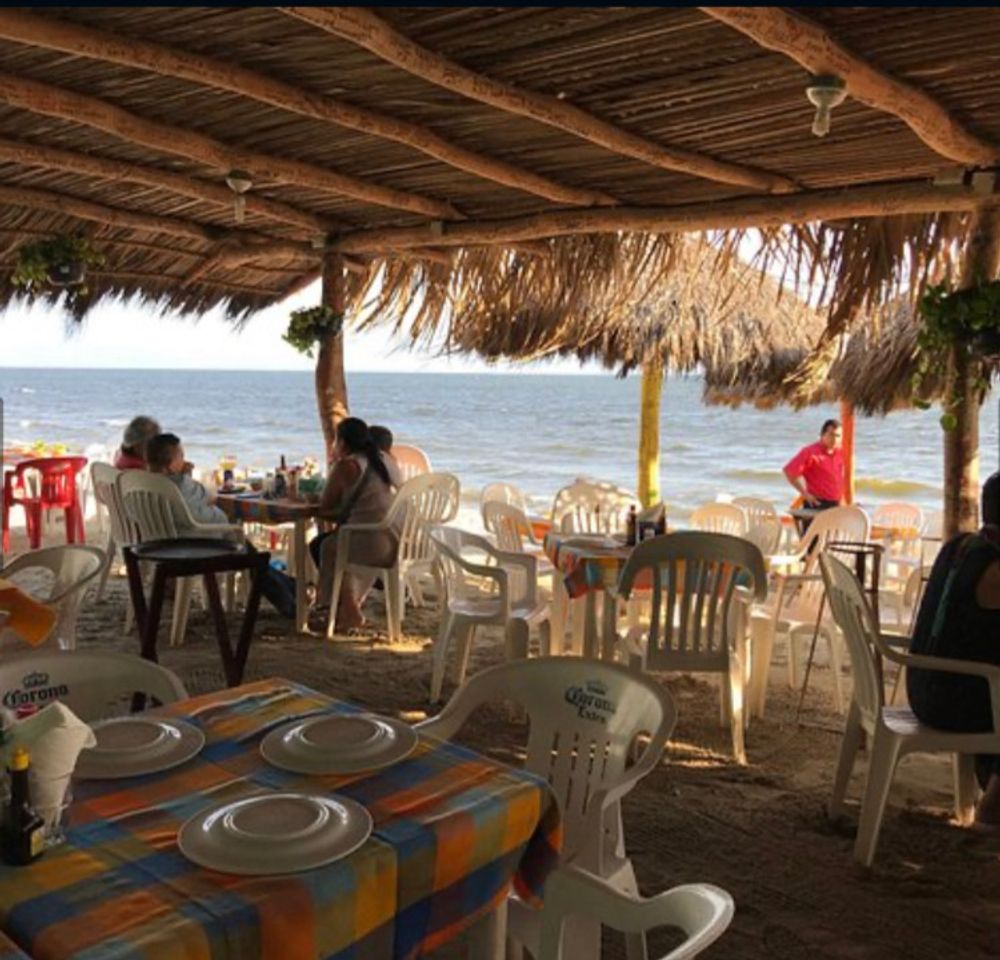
left=25, top=504, right=42, bottom=549
left=751, top=618, right=776, bottom=718
left=455, top=622, right=477, bottom=689
left=385, top=568, right=403, bottom=644
left=828, top=631, right=845, bottom=715
left=326, top=536, right=350, bottom=640
left=95, top=533, right=115, bottom=602
left=430, top=612, right=455, bottom=703
left=170, top=577, right=194, bottom=647
left=854, top=729, right=902, bottom=867
left=505, top=619, right=529, bottom=662
left=953, top=753, right=978, bottom=826
left=729, top=655, right=746, bottom=765
left=829, top=700, right=864, bottom=818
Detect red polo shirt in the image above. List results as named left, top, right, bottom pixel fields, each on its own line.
left=783, top=441, right=844, bottom=503
left=113, top=449, right=146, bottom=470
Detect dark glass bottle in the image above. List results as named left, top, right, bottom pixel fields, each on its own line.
left=3, top=747, right=44, bottom=866
left=626, top=505, right=638, bottom=546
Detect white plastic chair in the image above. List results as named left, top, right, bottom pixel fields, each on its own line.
left=537, top=865, right=735, bottom=960
left=872, top=501, right=924, bottom=590
left=733, top=496, right=778, bottom=530
left=480, top=481, right=529, bottom=522
left=689, top=503, right=747, bottom=537
left=732, top=497, right=782, bottom=555
left=552, top=479, right=639, bottom=535
left=418, top=657, right=677, bottom=960
left=819, top=552, right=1000, bottom=866
left=326, top=472, right=460, bottom=641
left=481, top=500, right=554, bottom=579
left=90, top=463, right=134, bottom=605
left=618, top=531, right=767, bottom=764
left=391, top=444, right=431, bottom=483
left=0, top=546, right=105, bottom=652
left=0, top=650, right=186, bottom=721
left=751, top=506, right=870, bottom=717
left=119, top=471, right=242, bottom=647
left=428, top=526, right=550, bottom=702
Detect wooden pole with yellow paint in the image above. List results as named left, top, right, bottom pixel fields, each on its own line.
left=637, top=359, right=663, bottom=507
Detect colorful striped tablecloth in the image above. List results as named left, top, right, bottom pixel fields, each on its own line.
left=544, top=532, right=633, bottom=600
left=216, top=493, right=321, bottom=526
left=0, top=679, right=561, bottom=960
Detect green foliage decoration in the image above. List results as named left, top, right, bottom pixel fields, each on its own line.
left=11, top=234, right=104, bottom=300
left=283, top=305, right=344, bottom=358
left=913, top=278, right=1000, bottom=430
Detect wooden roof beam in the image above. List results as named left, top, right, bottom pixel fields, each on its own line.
left=282, top=6, right=797, bottom=195
left=701, top=7, right=1000, bottom=167
left=183, top=240, right=317, bottom=286
left=0, top=181, right=320, bottom=255
left=333, top=181, right=995, bottom=254
left=0, top=72, right=459, bottom=221
left=0, top=137, right=329, bottom=237
left=0, top=9, right=615, bottom=209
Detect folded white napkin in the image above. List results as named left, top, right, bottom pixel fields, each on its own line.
left=2, top=702, right=96, bottom=831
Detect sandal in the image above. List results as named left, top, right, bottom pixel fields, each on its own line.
left=307, top=604, right=331, bottom=632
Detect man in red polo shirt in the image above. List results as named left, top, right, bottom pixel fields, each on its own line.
left=783, top=419, right=845, bottom=511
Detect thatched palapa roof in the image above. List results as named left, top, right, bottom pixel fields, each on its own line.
left=0, top=6, right=998, bottom=333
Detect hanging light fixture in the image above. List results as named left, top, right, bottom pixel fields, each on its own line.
left=225, top=169, right=253, bottom=224
left=805, top=75, right=847, bottom=137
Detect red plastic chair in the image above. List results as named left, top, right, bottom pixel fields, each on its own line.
left=2, top=456, right=87, bottom=552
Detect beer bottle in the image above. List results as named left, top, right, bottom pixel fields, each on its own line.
left=3, top=747, right=45, bottom=866
left=626, top=505, right=638, bottom=546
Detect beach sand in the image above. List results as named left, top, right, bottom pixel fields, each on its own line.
left=7, top=518, right=1000, bottom=960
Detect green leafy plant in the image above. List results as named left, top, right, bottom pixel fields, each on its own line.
left=913, top=278, right=1000, bottom=429
left=283, top=305, right=344, bottom=358
left=11, top=234, right=104, bottom=297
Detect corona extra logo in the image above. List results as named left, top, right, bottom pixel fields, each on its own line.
left=564, top=679, right=616, bottom=725
left=2, top=672, right=69, bottom=710
left=22, top=671, right=49, bottom=690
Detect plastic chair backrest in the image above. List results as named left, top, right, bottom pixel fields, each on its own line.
left=391, top=445, right=432, bottom=483
left=819, top=553, right=883, bottom=728
left=0, top=546, right=105, bottom=649
left=552, top=480, right=638, bottom=535
left=90, top=463, right=133, bottom=546
left=388, top=472, right=460, bottom=565
left=732, top=496, right=778, bottom=530
left=618, top=531, right=767, bottom=671
left=482, top=501, right=532, bottom=553
left=689, top=503, right=747, bottom=537
left=796, top=505, right=870, bottom=559
left=872, top=501, right=924, bottom=533
left=538, top=866, right=735, bottom=960
left=118, top=471, right=193, bottom=541
left=8, top=457, right=87, bottom=508
left=744, top=517, right=782, bottom=556
left=420, top=658, right=676, bottom=861
left=480, top=482, right=528, bottom=522
left=922, top=510, right=943, bottom=539
left=0, top=651, right=187, bottom=722
left=430, top=526, right=497, bottom=604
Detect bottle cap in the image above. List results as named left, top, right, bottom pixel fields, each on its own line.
left=10, top=746, right=29, bottom=771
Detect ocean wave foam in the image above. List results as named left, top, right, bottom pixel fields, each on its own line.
left=855, top=476, right=938, bottom=495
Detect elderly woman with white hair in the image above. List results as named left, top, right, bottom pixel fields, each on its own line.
left=113, top=415, right=160, bottom=470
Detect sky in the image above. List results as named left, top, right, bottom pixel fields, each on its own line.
left=0, top=278, right=590, bottom=375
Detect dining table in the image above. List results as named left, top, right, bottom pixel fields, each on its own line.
left=544, top=531, right=635, bottom=661
left=216, top=493, right=323, bottom=634
left=0, top=678, right=562, bottom=960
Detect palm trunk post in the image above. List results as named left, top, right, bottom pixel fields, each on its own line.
left=637, top=359, right=663, bottom=508
left=316, top=250, right=349, bottom=463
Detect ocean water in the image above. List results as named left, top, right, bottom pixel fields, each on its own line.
left=1, top=367, right=997, bottom=522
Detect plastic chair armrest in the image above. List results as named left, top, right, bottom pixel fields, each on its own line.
left=891, top=650, right=1000, bottom=733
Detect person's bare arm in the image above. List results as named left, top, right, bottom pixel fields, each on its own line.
left=975, top=560, right=1000, bottom=609
left=319, top=458, right=362, bottom=519
left=783, top=465, right=819, bottom=506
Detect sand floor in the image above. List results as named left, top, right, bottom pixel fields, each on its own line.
left=7, top=515, right=1000, bottom=959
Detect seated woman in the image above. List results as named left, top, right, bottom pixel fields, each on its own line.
left=310, top=418, right=398, bottom=632
left=908, top=471, right=1000, bottom=827
left=145, top=433, right=296, bottom=619
left=113, top=415, right=160, bottom=470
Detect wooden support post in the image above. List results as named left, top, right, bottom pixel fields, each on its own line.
left=944, top=206, right=1000, bottom=538
left=317, top=251, right=349, bottom=464
left=637, top=360, right=663, bottom=508
left=839, top=400, right=856, bottom=505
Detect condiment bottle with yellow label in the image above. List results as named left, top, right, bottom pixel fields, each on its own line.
left=3, top=747, right=45, bottom=865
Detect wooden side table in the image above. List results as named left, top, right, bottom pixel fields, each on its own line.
left=123, top=538, right=270, bottom=687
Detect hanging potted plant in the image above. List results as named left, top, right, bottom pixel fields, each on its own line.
left=283, top=304, right=344, bottom=358
left=11, top=233, right=104, bottom=294
left=912, top=277, right=1000, bottom=428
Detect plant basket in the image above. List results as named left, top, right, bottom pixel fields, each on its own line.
left=46, top=261, right=86, bottom=287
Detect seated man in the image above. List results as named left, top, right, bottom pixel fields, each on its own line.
left=907, top=471, right=1000, bottom=827
left=145, top=433, right=296, bottom=619
left=113, top=415, right=160, bottom=470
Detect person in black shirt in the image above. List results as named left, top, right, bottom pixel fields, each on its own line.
left=908, top=471, right=1000, bottom=827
